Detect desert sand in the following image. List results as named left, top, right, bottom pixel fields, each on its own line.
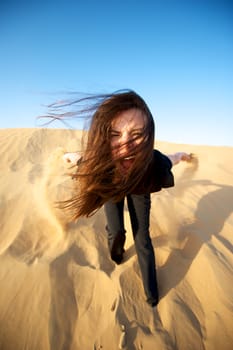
left=0, top=128, right=232, bottom=350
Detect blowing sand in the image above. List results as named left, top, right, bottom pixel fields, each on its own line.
left=0, top=128, right=232, bottom=350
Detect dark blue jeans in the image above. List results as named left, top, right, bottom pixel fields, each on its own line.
left=104, top=194, right=158, bottom=306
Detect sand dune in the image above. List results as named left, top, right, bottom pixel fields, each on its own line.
left=0, top=128, right=232, bottom=350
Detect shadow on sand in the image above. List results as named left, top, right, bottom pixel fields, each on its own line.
left=157, top=181, right=233, bottom=298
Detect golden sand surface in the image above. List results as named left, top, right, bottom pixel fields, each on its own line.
left=0, top=128, right=232, bottom=350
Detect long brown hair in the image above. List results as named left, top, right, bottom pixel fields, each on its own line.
left=43, top=90, right=155, bottom=220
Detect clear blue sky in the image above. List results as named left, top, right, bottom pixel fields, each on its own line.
left=1, top=0, right=232, bottom=146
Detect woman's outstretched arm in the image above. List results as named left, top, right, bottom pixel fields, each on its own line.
left=62, top=151, right=195, bottom=168
left=167, top=152, right=194, bottom=166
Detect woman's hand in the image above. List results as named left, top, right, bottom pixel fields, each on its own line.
left=168, top=152, right=195, bottom=166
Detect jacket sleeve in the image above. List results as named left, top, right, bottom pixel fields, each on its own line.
left=150, top=150, right=174, bottom=192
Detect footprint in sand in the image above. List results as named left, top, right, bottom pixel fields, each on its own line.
left=28, top=164, right=44, bottom=183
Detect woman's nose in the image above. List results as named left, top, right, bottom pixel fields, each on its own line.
left=119, top=133, right=134, bottom=152
left=120, top=132, right=129, bottom=144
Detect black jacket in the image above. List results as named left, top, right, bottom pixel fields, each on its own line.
left=132, top=150, right=174, bottom=194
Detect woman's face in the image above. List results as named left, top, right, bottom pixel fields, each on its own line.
left=110, top=108, right=146, bottom=173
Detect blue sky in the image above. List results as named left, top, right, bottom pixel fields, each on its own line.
left=1, top=0, right=232, bottom=146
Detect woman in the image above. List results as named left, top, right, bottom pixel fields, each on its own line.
left=55, top=90, right=192, bottom=307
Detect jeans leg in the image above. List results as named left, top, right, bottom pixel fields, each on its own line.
left=127, top=194, right=159, bottom=306
left=104, top=199, right=126, bottom=264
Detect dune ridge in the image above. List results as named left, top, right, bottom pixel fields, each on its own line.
left=0, top=128, right=232, bottom=350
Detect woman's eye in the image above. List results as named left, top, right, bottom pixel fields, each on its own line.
left=132, top=132, right=143, bottom=138
left=110, top=132, right=119, bottom=137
